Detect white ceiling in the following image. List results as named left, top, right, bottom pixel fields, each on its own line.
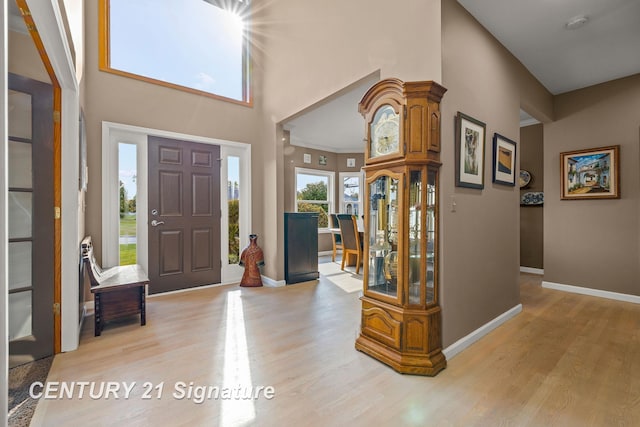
left=282, top=74, right=379, bottom=153
left=458, top=0, right=640, bottom=95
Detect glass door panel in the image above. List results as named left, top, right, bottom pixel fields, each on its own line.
left=408, top=170, right=422, bottom=305
left=8, top=90, right=32, bottom=139
left=9, top=291, right=33, bottom=341
left=8, top=140, right=33, bottom=188
left=426, top=170, right=437, bottom=304
left=8, top=192, right=33, bottom=239
left=8, top=242, right=32, bottom=291
left=367, top=174, right=400, bottom=299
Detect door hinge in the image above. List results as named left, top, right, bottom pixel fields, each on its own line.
left=53, top=302, right=61, bottom=316
left=53, top=110, right=61, bottom=123
left=54, top=206, right=61, bottom=219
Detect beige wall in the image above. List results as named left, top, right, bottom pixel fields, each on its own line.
left=544, top=74, right=640, bottom=295
left=440, top=0, right=553, bottom=346
left=83, top=0, right=264, bottom=265
left=8, top=30, right=50, bottom=83
left=258, top=0, right=443, bottom=279
left=520, top=124, right=544, bottom=269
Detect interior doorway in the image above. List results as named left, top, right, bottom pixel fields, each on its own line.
left=519, top=110, right=544, bottom=274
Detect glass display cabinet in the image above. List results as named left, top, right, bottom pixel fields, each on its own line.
left=355, top=78, right=447, bottom=376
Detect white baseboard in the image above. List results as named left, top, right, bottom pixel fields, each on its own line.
left=261, top=275, right=286, bottom=287
left=520, top=266, right=544, bottom=275
left=318, top=250, right=334, bottom=257
left=542, top=281, right=640, bottom=304
left=443, top=304, right=523, bottom=361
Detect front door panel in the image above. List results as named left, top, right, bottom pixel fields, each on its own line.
left=148, top=136, right=221, bottom=294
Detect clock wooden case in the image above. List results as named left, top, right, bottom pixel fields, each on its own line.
left=356, top=78, right=447, bottom=376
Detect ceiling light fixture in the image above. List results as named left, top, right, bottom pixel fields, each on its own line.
left=565, top=15, right=589, bottom=30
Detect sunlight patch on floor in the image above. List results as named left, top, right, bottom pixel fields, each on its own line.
left=318, top=262, right=363, bottom=293
left=220, top=290, right=255, bottom=426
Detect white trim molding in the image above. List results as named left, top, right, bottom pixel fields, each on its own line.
left=520, top=266, right=544, bottom=275
left=29, top=0, right=81, bottom=352
left=1, top=3, right=9, bottom=423
left=542, top=281, right=640, bottom=304
left=443, top=304, right=523, bottom=361
left=261, top=275, right=286, bottom=287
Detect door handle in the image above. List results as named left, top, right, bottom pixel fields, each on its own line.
left=151, top=220, right=165, bottom=227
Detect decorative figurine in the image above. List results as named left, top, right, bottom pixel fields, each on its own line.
left=239, top=234, right=264, bottom=287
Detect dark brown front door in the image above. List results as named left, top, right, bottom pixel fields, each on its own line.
left=148, top=136, right=221, bottom=294
left=8, top=73, right=54, bottom=367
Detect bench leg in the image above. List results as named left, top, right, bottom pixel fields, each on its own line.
left=94, top=293, right=102, bottom=337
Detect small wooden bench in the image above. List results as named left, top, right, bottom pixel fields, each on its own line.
left=81, top=236, right=149, bottom=336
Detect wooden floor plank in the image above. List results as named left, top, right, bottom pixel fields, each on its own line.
left=30, top=273, right=640, bottom=426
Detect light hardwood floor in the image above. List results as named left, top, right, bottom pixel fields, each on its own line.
left=31, top=273, right=640, bottom=426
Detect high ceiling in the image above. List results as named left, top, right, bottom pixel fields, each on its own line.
left=458, top=0, right=640, bottom=95
left=285, top=0, right=640, bottom=153
left=9, top=2, right=638, bottom=153
left=282, top=74, right=378, bottom=154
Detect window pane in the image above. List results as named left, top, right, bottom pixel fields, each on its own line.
left=9, top=242, right=32, bottom=291
left=8, top=90, right=31, bottom=139
left=119, top=143, right=137, bottom=265
left=109, top=0, right=248, bottom=101
left=9, top=191, right=32, bottom=239
left=9, top=291, right=32, bottom=340
left=228, top=156, right=240, bottom=264
left=9, top=140, right=32, bottom=189
left=296, top=174, right=328, bottom=201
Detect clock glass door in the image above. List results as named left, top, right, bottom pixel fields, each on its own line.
left=370, top=104, right=400, bottom=158
left=366, top=174, right=400, bottom=300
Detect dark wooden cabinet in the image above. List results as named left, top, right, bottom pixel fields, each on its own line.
left=284, top=213, right=320, bottom=284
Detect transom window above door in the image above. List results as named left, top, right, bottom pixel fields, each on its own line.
left=99, top=0, right=251, bottom=104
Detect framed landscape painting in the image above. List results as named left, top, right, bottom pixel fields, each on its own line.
left=560, top=145, right=620, bottom=200
left=455, top=112, right=486, bottom=189
left=492, top=133, right=517, bottom=186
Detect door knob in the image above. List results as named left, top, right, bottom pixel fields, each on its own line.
left=151, top=220, right=165, bottom=227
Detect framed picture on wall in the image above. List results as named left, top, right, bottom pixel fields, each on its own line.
left=455, top=111, right=486, bottom=189
left=560, top=145, right=620, bottom=200
left=492, top=133, right=517, bottom=186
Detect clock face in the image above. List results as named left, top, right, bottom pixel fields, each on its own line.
left=370, top=105, right=400, bottom=157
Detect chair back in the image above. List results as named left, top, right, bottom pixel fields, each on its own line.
left=330, top=214, right=342, bottom=244
left=337, top=214, right=360, bottom=251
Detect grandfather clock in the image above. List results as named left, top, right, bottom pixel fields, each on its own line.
left=355, top=78, right=447, bottom=376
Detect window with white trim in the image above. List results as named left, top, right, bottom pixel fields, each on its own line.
left=100, top=0, right=251, bottom=104
left=339, top=172, right=363, bottom=217
left=295, top=167, right=334, bottom=229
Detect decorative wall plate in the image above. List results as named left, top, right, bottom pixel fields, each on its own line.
left=519, top=170, right=532, bottom=188
left=521, top=191, right=544, bottom=205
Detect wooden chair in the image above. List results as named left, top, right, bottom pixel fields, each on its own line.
left=337, top=214, right=363, bottom=274
left=330, top=213, right=343, bottom=262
